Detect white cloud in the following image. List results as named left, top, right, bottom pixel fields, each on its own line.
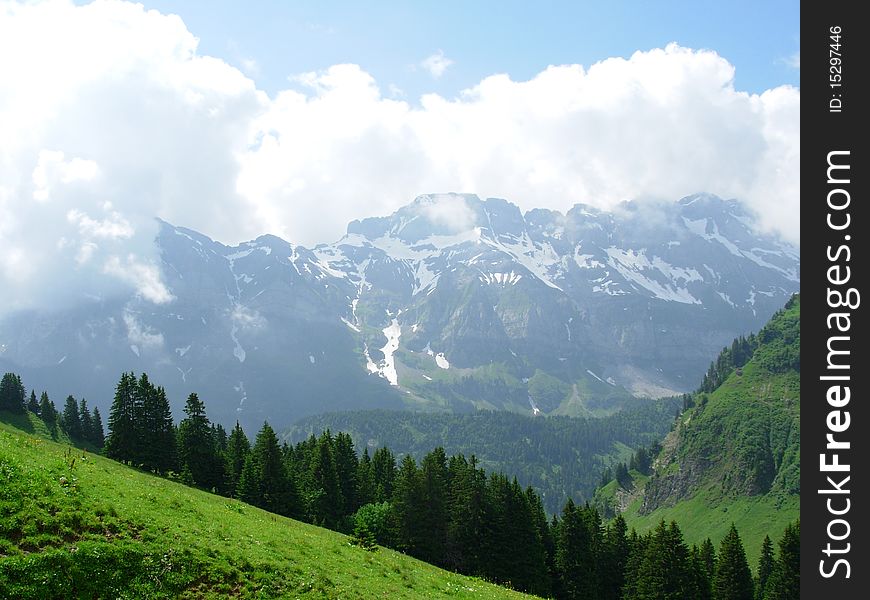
left=104, top=255, right=175, bottom=304
left=786, top=51, right=800, bottom=69
left=0, top=1, right=799, bottom=318
left=420, top=49, right=454, bottom=79
left=123, top=309, right=164, bottom=349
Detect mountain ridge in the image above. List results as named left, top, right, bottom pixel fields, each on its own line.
left=0, top=193, right=799, bottom=432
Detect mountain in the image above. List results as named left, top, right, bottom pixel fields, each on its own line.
left=594, top=295, right=800, bottom=564
left=0, top=193, right=799, bottom=432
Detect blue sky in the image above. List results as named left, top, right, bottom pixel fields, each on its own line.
left=134, top=0, right=800, bottom=100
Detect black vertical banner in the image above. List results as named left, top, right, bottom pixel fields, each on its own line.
left=802, top=1, right=868, bottom=597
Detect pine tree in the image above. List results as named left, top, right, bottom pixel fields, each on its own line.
left=390, top=454, right=423, bottom=554
left=0, top=373, right=26, bottom=413
left=177, top=392, right=219, bottom=489
left=225, top=422, right=250, bottom=497
left=61, top=395, right=82, bottom=440
left=689, top=544, right=712, bottom=600
left=27, top=390, right=40, bottom=414
left=238, top=422, right=298, bottom=517
left=700, top=537, right=717, bottom=582
left=417, top=447, right=449, bottom=566
left=78, top=398, right=92, bottom=443
left=90, top=407, right=105, bottom=448
left=371, top=446, right=396, bottom=502
left=105, top=373, right=137, bottom=463
left=152, top=386, right=177, bottom=473
left=755, top=535, right=774, bottom=600
left=39, top=391, right=57, bottom=428
left=555, top=499, right=599, bottom=599
left=600, top=514, right=630, bottom=600
left=356, top=447, right=375, bottom=507
left=332, top=432, right=359, bottom=518
left=630, top=520, right=694, bottom=600
left=308, top=433, right=343, bottom=527
left=764, top=520, right=799, bottom=600
left=713, top=524, right=754, bottom=600
left=445, top=454, right=486, bottom=574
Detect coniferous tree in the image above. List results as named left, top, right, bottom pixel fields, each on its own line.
left=555, top=499, right=598, bottom=599
left=177, top=392, right=220, bottom=489
left=391, top=454, right=423, bottom=554
left=630, top=520, right=694, bottom=600
left=713, top=524, right=754, bottom=600
left=445, top=454, right=486, bottom=574
left=700, top=537, right=717, bottom=582
left=417, top=447, right=449, bottom=566
left=150, top=386, right=177, bottom=473
left=238, top=422, right=298, bottom=517
left=332, top=432, right=359, bottom=519
left=27, top=390, right=40, bottom=414
left=765, top=521, right=799, bottom=600
left=225, top=422, right=250, bottom=497
left=601, top=514, right=630, bottom=600
left=371, top=446, right=396, bottom=502
left=689, top=544, right=713, bottom=600
left=308, top=432, right=343, bottom=527
left=78, top=398, right=92, bottom=443
left=0, top=373, right=26, bottom=413
left=39, top=391, right=57, bottom=428
left=755, top=535, right=775, bottom=600
left=105, top=372, right=137, bottom=463
left=61, top=395, right=82, bottom=440
left=90, top=407, right=105, bottom=448
left=356, top=447, right=376, bottom=507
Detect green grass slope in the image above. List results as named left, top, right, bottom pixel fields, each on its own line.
left=0, top=420, right=537, bottom=599
left=595, top=295, right=800, bottom=566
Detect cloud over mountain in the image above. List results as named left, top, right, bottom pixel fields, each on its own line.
left=0, top=0, right=798, bottom=316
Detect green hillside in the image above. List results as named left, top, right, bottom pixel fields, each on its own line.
left=0, top=418, right=536, bottom=599
left=594, top=295, right=800, bottom=566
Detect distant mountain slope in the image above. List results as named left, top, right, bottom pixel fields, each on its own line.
left=594, top=295, right=800, bottom=564
left=0, top=420, right=535, bottom=600
left=285, top=397, right=681, bottom=514
left=0, top=193, right=799, bottom=431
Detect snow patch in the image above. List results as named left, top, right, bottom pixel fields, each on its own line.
left=341, top=317, right=361, bottom=332
left=309, top=354, right=316, bottom=364
left=435, top=353, right=450, bottom=369
left=175, top=345, right=191, bottom=357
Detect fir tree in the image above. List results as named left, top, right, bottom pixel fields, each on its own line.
left=0, top=373, right=26, bottom=413
left=764, top=521, right=799, bottom=600
left=371, top=446, right=396, bottom=502
left=332, top=432, right=359, bottom=518
left=417, top=447, right=449, bottom=566
left=601, top=514, right=630, bottom=600
left=225, top=422, right=250, bottom=497
left=90, top=407, right=105, bottom=448
left=105, top=373, right=137, bottom=463
left=700, top=537, right=717, bottom=582
left=755, top=535, right=775, bottom=600
left=445, top=454, right=486, bottom=574
left=238, top=422, right=298, bottom=517
left=630, top=520, right=693, bottom=600
left=177, top=392, right=219, bottom=489
left=390, top=454, right=423, bottom=554
left=555, top=499, right=598, bottom=599
left=61, top=395, right=82, bottom=440
left=713, top=524, right=754, bottom=600
left=308, top=432, right=343, bottom=527
left=356, top=447, right=376, bottom=507
left=78, top=398, right=92, bottom=443
left=27, top=390, right=40, bottom=414
left=39, top=391, right=57, bottom=428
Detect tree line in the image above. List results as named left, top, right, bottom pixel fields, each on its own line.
left=2, top=369, right=799, bottom=598
left=1, top=372, right=104, bottom=448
